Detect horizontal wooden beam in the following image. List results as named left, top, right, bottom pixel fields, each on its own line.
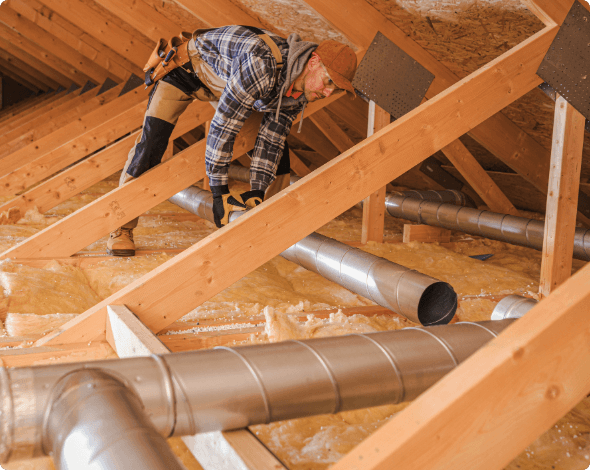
left=35, top=25, right=556, bottom=346
left=332, top=261, right=590, bottom=470
left=0, top=341, right=111, bottom=367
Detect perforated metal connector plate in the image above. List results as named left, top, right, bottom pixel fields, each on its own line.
left=537, top=0, right=590, bottom=121
left=352, top=31, right=435, bottom=119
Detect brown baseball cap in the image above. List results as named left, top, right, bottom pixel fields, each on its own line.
left=314, top=40, right=357, bottom=96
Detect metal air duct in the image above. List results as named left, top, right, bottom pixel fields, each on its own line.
left=227, top=165, right=475, bottom=207
left=491, top=295, right=538, bottom=320
left=0, top=319, right=515, bottom=466
left=384, top=197, right=590, bottom=261
left=169, top=186, right=457, bottom=325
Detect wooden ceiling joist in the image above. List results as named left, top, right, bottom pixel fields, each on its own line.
left=35, top=0, right=152, bottom=70
left=0, top=101, right=214, bottom=218
left=32, top=22, right=556, bottom=346
left=0, top=66, right=42, bottom=92
left=6, top=0, right=130, bottom=83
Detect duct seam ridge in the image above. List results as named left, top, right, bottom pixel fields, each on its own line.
left=355, top=334, right=406, bottom=403
left=291, top=341, right=342, bottom=414
left=215, top=347, right=273, bottom=424
left=458, top=321, right=499, bottom=338
left=151, top=355, right=177, bottom=437
left=405, top=328, right=459, bottom=366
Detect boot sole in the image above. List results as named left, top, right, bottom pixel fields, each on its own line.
left=107, top=248, right=136, bottom=257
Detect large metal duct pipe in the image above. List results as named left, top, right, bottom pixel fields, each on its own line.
left=44, top=369, right=184, bottom=470
left=169, top=186, right=457, bottom=325
left=227, top=165, right=475, bottom=208
left=491, top=295, right=538, bottom=320
left=0, top=319, right=515, bottom=465
left=385, top=197, right=590, bottom=261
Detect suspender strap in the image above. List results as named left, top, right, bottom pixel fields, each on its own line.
left=144, top=27, right=284, bottom=88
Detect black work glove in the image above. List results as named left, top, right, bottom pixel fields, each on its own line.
left=236, top=190, right=265, bottom=208
left=211, top=185, right=246, bottom=228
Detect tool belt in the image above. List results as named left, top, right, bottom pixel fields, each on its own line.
left=143, top=26, right=284, bottom=89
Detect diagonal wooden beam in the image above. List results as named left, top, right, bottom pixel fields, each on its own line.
left=0, top=89, right=57, bottom=123
left=0, top=94, right=340, bottom=261
left=0, top=84, right=75, bottom=136
left=0, top=102, right=215, bottom=218
left=0, top=84, right=147, bottom=196
left=332, top=261, right=590, bottom=470
left=441, top=140, right=519, bottom=215
left=0, top=83, right=119, bottom=157
left=35, top=0, right=152, bottom=69
left=172, top=0, right=264, bottom=29
left=0, top=44, right=61, bottom=89
left=0, top=56, right=52, bottom=91
left=8, top=0, right=128, bottom=82
left=308, top=108, right=356, bottom=154
left=0, top=23, right=77, bottom=87
left=92, top=0, right=181, bottom=41
left=523, top=0, right=578, bottom=25
left=34, top=25, right=557, bottom=346
left=0, top=6, right=99, bottom=85
left=0, top=64, right=43, bottom=92
left=302, top=0, right=586, bottom=221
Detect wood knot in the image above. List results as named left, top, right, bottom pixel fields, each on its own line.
left=546, top=385, right=560, bottom=400
left=512, top=347, right=524, bottom=360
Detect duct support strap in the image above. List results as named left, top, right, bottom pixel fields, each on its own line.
left=0, top=320, right=515, bottom=465
left=169, top=186, right=457, bottom=325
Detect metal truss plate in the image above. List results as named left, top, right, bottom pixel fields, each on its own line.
left=352, top=31, right=435, bottom=119
left=537, top=0, right=590, bottom=121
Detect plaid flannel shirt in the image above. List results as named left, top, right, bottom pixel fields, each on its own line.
left=196, top=25, right=306, bottom=191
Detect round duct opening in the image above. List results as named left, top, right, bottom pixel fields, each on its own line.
left=417, top=282, right=457, bottom=326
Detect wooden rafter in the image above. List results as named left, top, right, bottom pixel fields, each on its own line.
left=0, top=64, right=42, bottom=92
left=173, top=0, right=263, bottom=29
left=0, top=84, right=147, bottom=197
left=0, top=23, right=77, bottom=87
left=302, top=0, right=586, bottom=221
left=0, top=101, right=214, bottom=218
left=0, top=56, right=51, bottom=91
left=33, top=23, right=556, bottom=346
left=34, top=0, right=152, bottom=69
left=7, top=0, right=130, bottom=82
left=0, top=87, right=73, bottom=136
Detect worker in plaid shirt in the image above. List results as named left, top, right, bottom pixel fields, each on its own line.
left=108, top=25, right=357, bottom=256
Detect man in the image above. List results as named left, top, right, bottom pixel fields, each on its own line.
left=107, top=25, right=357, bottom=256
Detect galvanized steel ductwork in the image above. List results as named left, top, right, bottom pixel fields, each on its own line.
left=491, top=295, right=538, bottom=320
left=0, top=320, right=515, bottom=466
left=169, top=186, right=457, bottom=325
left=385, top=196, right=590, bottom=262
left=227, top=165, right=475, bottom=208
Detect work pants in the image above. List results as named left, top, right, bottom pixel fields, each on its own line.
left=120, top=72, right=291, bottom=230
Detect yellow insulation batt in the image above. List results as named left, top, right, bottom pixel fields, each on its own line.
left=0, top=175, right=587, bottom=470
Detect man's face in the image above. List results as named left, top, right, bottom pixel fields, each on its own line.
left=302, top=53, right=337, bottom=102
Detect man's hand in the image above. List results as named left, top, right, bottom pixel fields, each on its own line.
left=211, top=185, right=246, bottom=228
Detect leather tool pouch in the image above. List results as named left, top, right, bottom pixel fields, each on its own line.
left=143, top=27, right=283, bottom=89
left=144, top=32, right=192, bottom=87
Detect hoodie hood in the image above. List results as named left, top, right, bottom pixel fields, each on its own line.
left=273, top=34, right=317, bottom=129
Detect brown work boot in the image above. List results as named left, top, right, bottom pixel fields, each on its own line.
left=107, top=227, right=135, bottom=256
